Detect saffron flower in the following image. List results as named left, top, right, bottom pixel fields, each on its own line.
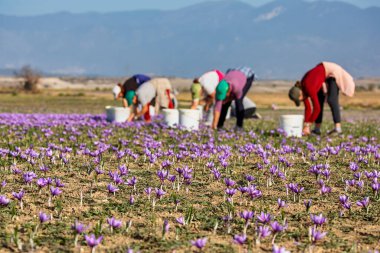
left=233, top=234, right=247, bottom=245
left=85, top=234, right=103, bottom=249
left=107, top=184, right=119, bottom=194
left=191, top=237, right=207, bottom=250
left=72, top=221, right=88, bottom=234
left=310, top=227, right=327, bottom=244
left=258, top=225, right=272, bottom=239
left=224, top=178, right=236, bottom=187
left=257, top=212, right=271, bottom=224
left=39, top=211, right=50, bottom=223
left=239, top=210, right=254, bottom=223
left=356, top=196, right=370, bottom=213
left=0, top=195, right=10, bottom=206
left=310, top=214, right=327, bottom=227
left=273, top=245, right=290, bottom=253
left=176, top=216, right=185, bottom=226
left=12, top=190, right=25, bottom=201
left=304, top=199, right=312, bottom=212
left=277, top=198, right=286, bottom=209
left=271, top=221, right=286, bottom=234
left=155, top=188, right=166, bottom=199
left=107, top=217, right=122, bottom=229
left=50, top=186, right=62, bottom=196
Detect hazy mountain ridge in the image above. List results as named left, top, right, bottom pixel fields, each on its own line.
left=0, top=0, right=379, bottom=78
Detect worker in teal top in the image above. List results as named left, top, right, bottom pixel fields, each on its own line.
left=213, top=67, right=255, bottom=130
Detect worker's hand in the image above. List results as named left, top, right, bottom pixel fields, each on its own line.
left=302, top=123, right=311, bottom=136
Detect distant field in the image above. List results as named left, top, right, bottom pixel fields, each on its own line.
left=0, top=92, right=379, bottom=124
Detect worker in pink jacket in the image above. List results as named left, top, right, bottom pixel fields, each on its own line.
left=289, top=62, right=355, bottom=135
left=213, top=67, right=255, bottom=130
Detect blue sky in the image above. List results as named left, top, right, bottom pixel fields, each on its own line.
left=0, top=0, right=379, bottom=16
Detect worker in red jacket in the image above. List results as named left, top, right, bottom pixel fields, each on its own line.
left=289, top=62, right=355, bottom=136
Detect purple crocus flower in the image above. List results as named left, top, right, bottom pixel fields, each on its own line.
left=39, top=211, right=50, bottom=223
left=157, top=169, right=169, bottom=182
left=155, top=188, right=166, bottom=199
left=237, top=186, right=248, bottom=195
left=339, top=195, right=349, bottom=204
left=144, top=187, right=152, bottom=196
left=118, top=165, right=129, bottom=176
left=349, top=162, right=359, bottom=172
left=245, top=174, right=255, bottom=182
left=168, top=174, right=176, bottom=183
left=320, top=185, right=332, bottom=195
left=304, top=199, right=312, bottom=212
left=55, top=178, right=65, bottom=187
left=107, top=217, right=122, bottom=229
left=129, top=195, right=135, bottom=204
left=257, top=212, right=271, bottom=224
left=126, top=176, right=137, bottom=187
left=0, top=195, right=10, bottom=206
left=85, top=234, right=103, bottom=248
left=211, top=168, right=221, bottom=180
left=310, top=214, right=327, bottom=226
left=239, top=210, right=254, bottom=223
left=277, top=198, right=286, bottom=209
left=37, top=178, right=48, bottom=188
left=287, top=183, right=304, bottom=194
left=356, top=197, right=370, bottom=209
left=258, top=225, right=272, bottom=238
left=206, top=161, right=214, bottom=168
left=107, top=184, right=119, bottom=194
left=23, top=171, right=37, bottom=184
left=71, top=221, right=87, bottom=234
left=1, top=180, right=6, bottom=188
left=50, top=186, right=62, bottom=196
left=191, top=237, right=207, bottom=249
left=94, top=167, right=104, bottom=175
left=271, top=221, right=286, bottom=234
left=12, top=190, right=24, bottom=201
left=163, top=219, right=170, bottom=234
left=371, top=182, right=380, bottom=193
left=176, top=216, right=185, bottom=226
left=311, top=227, right=327, bottom=244
left=233, top=234, right=247, bottom=245
left=225, top=188, right=237, bottom=197
left=272, top=245, right=290, bottom=253
left=224, top=178, right=236, bottom=187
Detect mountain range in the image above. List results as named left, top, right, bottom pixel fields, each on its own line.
left=0, top=0, right=379, bottom=79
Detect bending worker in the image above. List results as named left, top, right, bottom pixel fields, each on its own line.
left=212, top=67, right=255, bottom=130
left=112, top=74, right=151, bottom=107
left=127, top=78, right=175, bottom=122
left=191, top=70, right=224, bottom=111
left=288, top=62, right=355, bottom=136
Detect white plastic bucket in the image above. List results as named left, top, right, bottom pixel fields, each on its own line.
left=205, top=105, right=214, bottom=126
left=279, top=115, right=304, bottom=137
left=149, top=105, right=155, bottom=117
left=196, top=105, right=204, bottom=121
left=179, top=109, right=200, bottom=130
left=163, top=109, right=179, bottom=128
left=105, top=106, right=130, bottom=123
left=226, top=107, right=231, bottom=120
left=231, top=98, right=257, bottom=117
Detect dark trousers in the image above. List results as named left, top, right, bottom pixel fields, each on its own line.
left=315, top=77, right=341, bottom=124
left=218, top=75, right=254, bottom=128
